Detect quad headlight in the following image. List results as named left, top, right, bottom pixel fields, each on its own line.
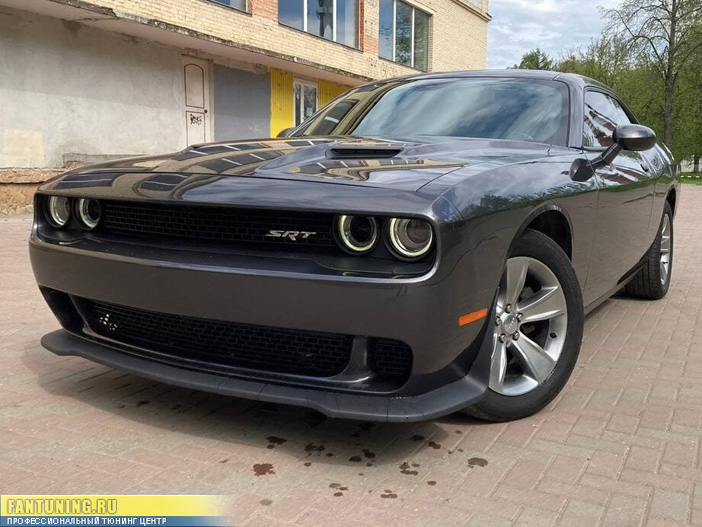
left=337, top=215, right=378, bottom=254
left=387, top=217, right=434, bottom=259
left=336, top=214, right=434, bottom=259
left=46, top=196, right=72, bottom=228
left=77, top=198, right=102, bottom=230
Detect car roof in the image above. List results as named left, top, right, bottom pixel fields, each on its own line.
left=370, top=69, right=611, bottom=92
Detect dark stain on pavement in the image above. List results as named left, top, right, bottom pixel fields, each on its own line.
left=330, top=483, right=349, bottom=497
left=253, top=463, right=275, bottom=476
left=266, top=436, right=287, bottom=449
left=259, top=499, right=272, bottom=506
left=349, top=456, right=363, bottom=463
left=428, top=441, right=441, bottom=449
left=399, top=462, right=419, bottom=476
left=304, top=443, right=325, bottom=453
left=468, top=457, right=488, bottom=468
left=380, top=490, right=398, bottom=499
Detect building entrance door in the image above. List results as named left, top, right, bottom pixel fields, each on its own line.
left=183, top=57, right=212, bottom=146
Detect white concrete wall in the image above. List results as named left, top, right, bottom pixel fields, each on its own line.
left=213, top=64, right=270, bottom=141
left=0, top=7, right=186, bottom=168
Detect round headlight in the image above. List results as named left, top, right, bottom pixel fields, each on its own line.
left=77, top=198, right=101, bottom=230
left=388, top=217, right=434, bottom=259
left=46, top=196, right=72, bottom=228
left=337, top=215, right=378, bottom=254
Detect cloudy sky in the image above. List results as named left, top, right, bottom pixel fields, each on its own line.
left=487, top=0, right=623, bottom=69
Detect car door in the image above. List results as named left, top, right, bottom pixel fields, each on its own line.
left=584, top=90, right=656, bottom=300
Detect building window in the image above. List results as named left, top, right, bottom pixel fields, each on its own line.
left=279, top=0, right=359, bottom=48
left=379, top=0, right=430, bottom=71
left=294, top=80, right=318, bottom=126
left=208, top=0, right=247, bottom=11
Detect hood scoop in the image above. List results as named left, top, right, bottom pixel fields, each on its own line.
left=326, top=144, right=404, bottom=159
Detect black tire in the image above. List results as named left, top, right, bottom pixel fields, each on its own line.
left=463, top=229, right=584, bottom=422
left=622, top=202, right=673, bottom=300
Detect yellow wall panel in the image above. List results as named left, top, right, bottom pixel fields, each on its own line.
left=270, top=69, right=294, bottom=137
left=318, top=81, right=352, bottom=108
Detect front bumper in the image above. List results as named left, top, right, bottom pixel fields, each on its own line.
left=30, top=225, right=496, bottom=421
left=42, top=329, right=489, bottom=422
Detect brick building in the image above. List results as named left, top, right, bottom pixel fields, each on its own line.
left=0, top=0, right=490, bottom=212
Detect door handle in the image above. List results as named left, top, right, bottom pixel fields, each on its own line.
left=640, top=162, right=650, bottom=172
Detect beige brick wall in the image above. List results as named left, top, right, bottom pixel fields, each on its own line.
left=69, top=0, right=488, bottom=81
left=412, top=0, right=489, bottom=71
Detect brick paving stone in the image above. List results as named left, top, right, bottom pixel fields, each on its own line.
left=584, top=450, right=626, bottom=479
left=625, top=445, right=663, bottom=473
left=513, top=507, right=560, bottom=527
left=649, top=488, right=689, bottom=523
left=601, top=493, right=648, bottom=527
left=2, top=187, right=702, bottom=526
left=580, top=473, right=651, bottom=499
left=663, top=440, right=698, bottom=467
left=542, top=455, right=586, bottom=484
left=559, top=500, right=605, bottom=527
left=503, top=460, right=550, bottom=489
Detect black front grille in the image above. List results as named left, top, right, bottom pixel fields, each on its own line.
left=99, top=200, right=337, bottom=252
left=76, top=299, right=353, bottom=377
left=74, top=298, right=413, bottom=382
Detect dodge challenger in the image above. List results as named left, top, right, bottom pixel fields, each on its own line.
left=30, top=70, right=678, bottom=422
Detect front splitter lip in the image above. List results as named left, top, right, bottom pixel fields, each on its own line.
left=41, top=329, right=488, bottom=423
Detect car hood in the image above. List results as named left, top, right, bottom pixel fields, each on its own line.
left=59, top=136, right=557, bottom=193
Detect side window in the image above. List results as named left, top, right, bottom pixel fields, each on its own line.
left=583, top=91, right=632, bottom=148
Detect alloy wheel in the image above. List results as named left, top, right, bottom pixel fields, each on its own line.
left=660, top=214, right=672, bottom=285
left=489, top=257, right=568, bottom=396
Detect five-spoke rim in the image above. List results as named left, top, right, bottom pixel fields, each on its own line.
left=660, top=214, right=672, bottom=285
left=489, top=257, right=568, bottom=397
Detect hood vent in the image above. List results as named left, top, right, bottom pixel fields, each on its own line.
left=327, top=144, right=404, bottom=160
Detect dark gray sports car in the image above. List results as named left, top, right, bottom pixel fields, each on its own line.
left=30, top=70, right=678, bottom=422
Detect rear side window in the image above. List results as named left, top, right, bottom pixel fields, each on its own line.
left=583, top=91, right=632, bottom=148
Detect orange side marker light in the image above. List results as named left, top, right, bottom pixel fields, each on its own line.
left=459, top=308, right=489, bottom=327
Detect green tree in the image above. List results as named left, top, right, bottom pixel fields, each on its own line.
left=674, top=44, right=702, bottom=171
left=512, top=48, right=555, bottom=70
left=556, top=36, right=632, bottom=88
left=604, top=0, right=702, bottom=149
left=556, top=37, right=660, bottom=127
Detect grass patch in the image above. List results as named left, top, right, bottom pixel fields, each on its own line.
left=681, top=176, right=702, bottom=185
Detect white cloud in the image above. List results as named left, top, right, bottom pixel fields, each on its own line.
left=487, top=0, right=623, bottom=69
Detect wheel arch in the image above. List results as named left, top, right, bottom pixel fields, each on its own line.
left=510, top=205, right=574, bottom=260
left=666, top=187, right=677, bottom=215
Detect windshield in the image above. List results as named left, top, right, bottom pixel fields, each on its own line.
left=294, top=78, right=570, bottom=145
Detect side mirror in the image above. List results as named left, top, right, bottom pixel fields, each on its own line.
left=592, top=124, right=656, bottom=168
left=277, top=127, right=296, bottom=138
left=615, top=124, right=657, bottom=151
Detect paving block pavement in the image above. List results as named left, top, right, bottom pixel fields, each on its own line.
left=2, top=186, right=702, bottom=526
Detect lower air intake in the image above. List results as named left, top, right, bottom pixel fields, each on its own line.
left=73, top=298, right=413, bottom=382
